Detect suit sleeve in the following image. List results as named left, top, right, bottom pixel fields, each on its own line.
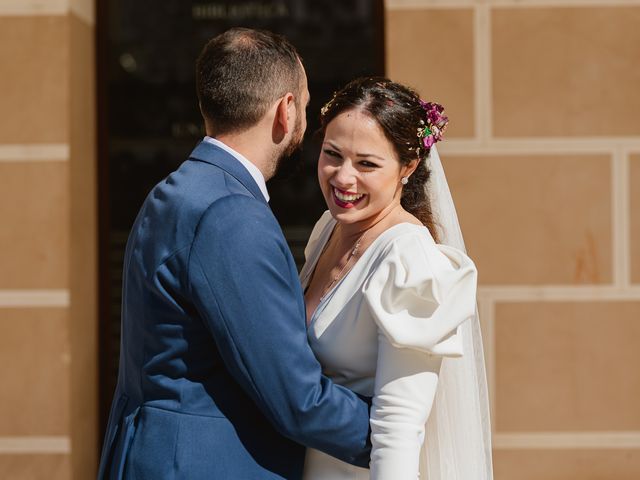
left=187, top=194, right=371, bottom=467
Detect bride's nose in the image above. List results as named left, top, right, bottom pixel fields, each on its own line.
left=332, top=162, right=357, bottom=189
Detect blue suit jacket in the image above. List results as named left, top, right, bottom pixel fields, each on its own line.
left=98, top=141, right=371, bottom=479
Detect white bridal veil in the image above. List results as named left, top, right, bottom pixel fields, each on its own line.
left=420, top=146, right=494, bottom=479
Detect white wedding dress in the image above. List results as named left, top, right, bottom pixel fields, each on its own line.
left=300, top=211, right=479, bottom=480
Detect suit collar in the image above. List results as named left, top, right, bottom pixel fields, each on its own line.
left=188, top=140, right=267, bottom=204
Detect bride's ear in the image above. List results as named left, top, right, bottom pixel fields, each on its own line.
left=402, top=159, right=419, bottom=179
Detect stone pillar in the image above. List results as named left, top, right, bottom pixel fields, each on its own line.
left=0, top=1, right=97, bottom=478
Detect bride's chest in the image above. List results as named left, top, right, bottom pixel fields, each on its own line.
left=304, top=245, right=356, bottom=322
left=307, top=287, right=379, bottom=391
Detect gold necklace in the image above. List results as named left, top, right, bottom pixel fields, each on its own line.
left=321, top=228, right=368, bottom=298
left=318, top=208, right=398, bottom=299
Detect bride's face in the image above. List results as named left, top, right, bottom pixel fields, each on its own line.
left=318, top=108, right=408, bottom=225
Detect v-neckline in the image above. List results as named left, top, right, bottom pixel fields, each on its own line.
left=303, top=220, right=422, bottom=325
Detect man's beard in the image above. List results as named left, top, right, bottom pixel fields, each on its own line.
left=273, top=114, right=305, bottom=177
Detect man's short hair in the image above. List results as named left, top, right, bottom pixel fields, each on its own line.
left=196, top=27, right=303, bottom=135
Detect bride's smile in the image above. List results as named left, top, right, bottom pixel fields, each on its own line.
left=332, top=186, right=366, bottom=207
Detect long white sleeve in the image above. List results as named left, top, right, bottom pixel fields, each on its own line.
left=370, top=334, right=442, bottom=479
left=363, top=232, right=478, bottom=479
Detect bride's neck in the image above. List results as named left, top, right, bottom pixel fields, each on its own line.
left=336, top=203, right=404, bottom=242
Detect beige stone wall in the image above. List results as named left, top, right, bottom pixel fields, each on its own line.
left=386, top=0, right=640, bottom=478
left=0, top=1, right=97, bottom=479
left=2, top=0, right=638, bottom=478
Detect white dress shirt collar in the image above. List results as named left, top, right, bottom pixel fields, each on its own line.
left=203, top=136, right=270, bottom=202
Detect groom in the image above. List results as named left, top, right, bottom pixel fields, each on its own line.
left=98, top=28, right=371, bottom=479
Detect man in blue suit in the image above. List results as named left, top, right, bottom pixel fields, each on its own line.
left=98, top=28, right=371, bottom=479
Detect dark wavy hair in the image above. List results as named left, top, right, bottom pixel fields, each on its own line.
left=196, top=28, right=303, bottom=135
left=319, top=77, right=440, bottom=242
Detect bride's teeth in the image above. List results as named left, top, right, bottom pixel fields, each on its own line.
left=334, top=188, right=363, bottom=202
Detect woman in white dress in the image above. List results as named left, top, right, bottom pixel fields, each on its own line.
left=301, top=78, right=493, bottom=479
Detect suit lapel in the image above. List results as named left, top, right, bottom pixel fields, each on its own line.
left=188, top=141, right=267, bottom=204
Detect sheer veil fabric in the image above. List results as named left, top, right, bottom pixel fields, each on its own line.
left=420, top=146, right=494, bottom=479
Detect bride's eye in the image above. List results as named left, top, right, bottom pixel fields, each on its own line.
left=359, top=160, right=379, bottom=168
left=323, top=149, right=341, bottom=158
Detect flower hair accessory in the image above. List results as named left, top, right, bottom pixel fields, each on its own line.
left=320, top=92, right=338, bottom=117
left=417, top=100, right=449, bottom=150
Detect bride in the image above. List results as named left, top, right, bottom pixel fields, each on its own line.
left=301, top=77, right=493, bottom=479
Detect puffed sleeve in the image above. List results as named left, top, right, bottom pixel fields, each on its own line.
left=363, top=232, right=478, bottom=479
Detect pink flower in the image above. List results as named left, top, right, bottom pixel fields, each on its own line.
left=423, top=135, right=436, bottom=148
left=417, top=100, right=449, bottom=149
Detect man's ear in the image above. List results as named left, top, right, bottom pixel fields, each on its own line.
left=274, top=92, right=295, bottom=135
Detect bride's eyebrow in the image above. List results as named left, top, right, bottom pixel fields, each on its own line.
left=323, top=142, right=386, bottom=161
left=356, top=152, right=386, bottom=161
left=323, top=141, right=342, bottom=151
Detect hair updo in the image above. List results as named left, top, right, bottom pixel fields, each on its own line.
left=319, top=76, right=442, bottom=242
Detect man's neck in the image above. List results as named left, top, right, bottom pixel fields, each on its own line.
left=213, top=128, right=274, bottom=181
